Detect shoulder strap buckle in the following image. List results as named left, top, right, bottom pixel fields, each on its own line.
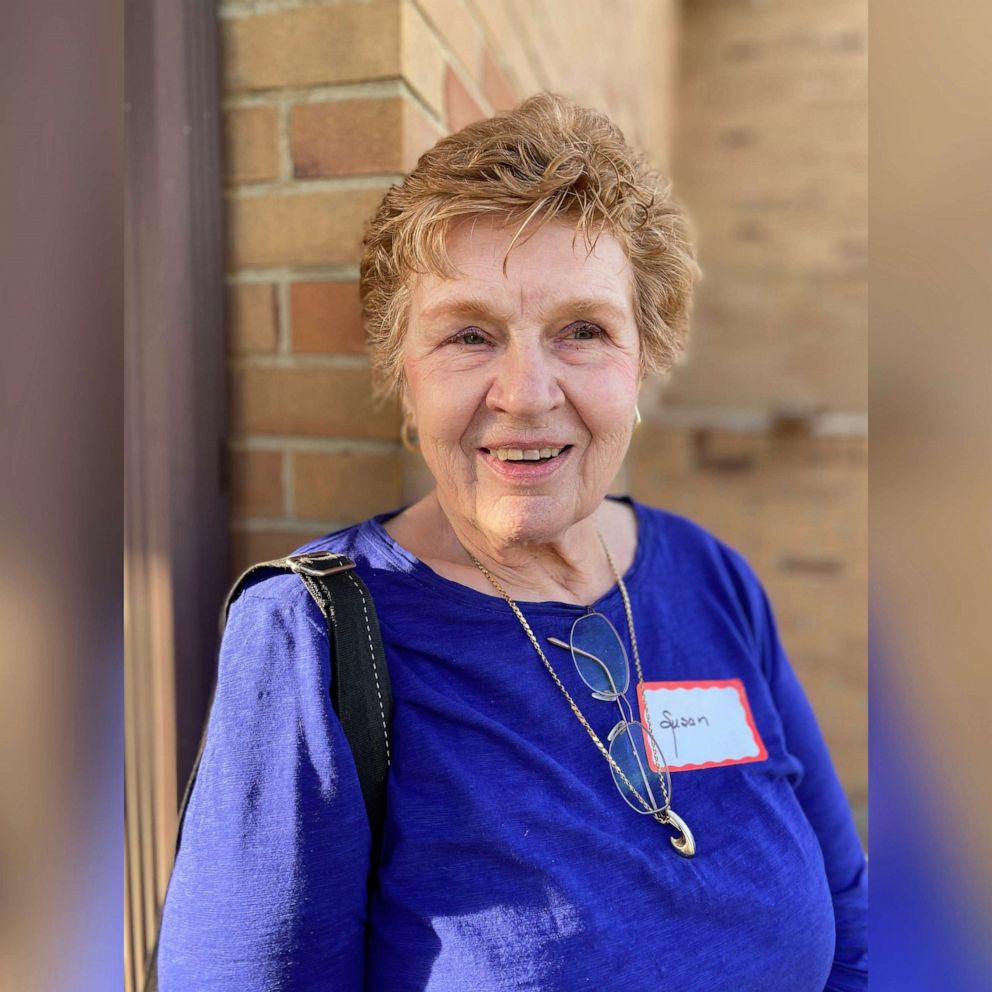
left=286, top=551, right=356, bottom=577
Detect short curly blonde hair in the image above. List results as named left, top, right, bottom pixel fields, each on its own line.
left=360, top=93, right=699, bottom=401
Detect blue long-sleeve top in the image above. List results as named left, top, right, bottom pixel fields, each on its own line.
left=158, top=499, right=867, bottom=990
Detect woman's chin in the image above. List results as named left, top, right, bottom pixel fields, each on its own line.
left=473, top=494, right=590, bottom=550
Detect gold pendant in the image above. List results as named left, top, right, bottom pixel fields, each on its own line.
left=661, top=807, right=695, bottom=858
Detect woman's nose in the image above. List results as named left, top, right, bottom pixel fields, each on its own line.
left=485, top=340, right=565, bottom=418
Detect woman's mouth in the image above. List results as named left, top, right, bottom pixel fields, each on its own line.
left=484, top=445, right=570, bottom=464
left=478, top=444, right=574, bottom=480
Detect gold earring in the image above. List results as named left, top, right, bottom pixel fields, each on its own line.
left=634, top=405, right=642, bottom=429
left=400, top=418, right=420, bottom=454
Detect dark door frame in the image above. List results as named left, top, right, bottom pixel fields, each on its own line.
left=124, top=1, right=228, bottom=987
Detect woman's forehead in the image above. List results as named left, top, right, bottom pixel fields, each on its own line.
left=410, top=215, right=634, bottom=322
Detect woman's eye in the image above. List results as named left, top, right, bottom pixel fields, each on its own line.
left=565, top=321, right=604, bottom=341
left=451, top=328, right=488, bottom=345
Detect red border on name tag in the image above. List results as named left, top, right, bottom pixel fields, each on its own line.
left=636, top=678, right=768, bottom=772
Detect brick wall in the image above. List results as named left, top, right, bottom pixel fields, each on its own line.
left=221, top=1, right=437, bottom=572
left=667, top=0, right=867, bottom=410
left=219, top=0, right=679, bottom=573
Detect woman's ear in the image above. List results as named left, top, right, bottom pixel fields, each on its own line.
left=398, top=378, right=413, bottom=423
left=397, top=379, right=421, bottom=453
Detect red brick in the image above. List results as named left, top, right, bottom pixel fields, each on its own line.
left=444, top=65, right=485, bottom=132
left=291, top=99, right=404, bottom=178
left=290, top=281, right=365, bottom=354
left=481, top=49, right=516, bottom=112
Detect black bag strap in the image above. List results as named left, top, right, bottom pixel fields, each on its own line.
left=280, top=552, right=393, bottom=851
left=144, top=550, right=392, bottom=992
left=217, top=550, right=393, bottom=853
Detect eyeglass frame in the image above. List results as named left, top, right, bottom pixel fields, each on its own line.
left=547, top=610, right=673, bottom=817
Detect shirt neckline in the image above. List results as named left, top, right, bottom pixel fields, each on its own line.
left=361, top=496, right=654, bottom=617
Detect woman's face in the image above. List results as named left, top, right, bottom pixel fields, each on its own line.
left=402, top=215, right=641, bottom=549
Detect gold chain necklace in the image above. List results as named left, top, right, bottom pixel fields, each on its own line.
left=467, top=535, right=696, bottom=856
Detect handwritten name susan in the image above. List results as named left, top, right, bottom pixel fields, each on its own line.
left=656, top=708, right=710, bottom=759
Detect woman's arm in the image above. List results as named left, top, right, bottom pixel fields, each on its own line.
left=156, top=575, right=371, bottom=991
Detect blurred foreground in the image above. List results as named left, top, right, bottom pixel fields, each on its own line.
left=870, top=0, right=992, bottom=986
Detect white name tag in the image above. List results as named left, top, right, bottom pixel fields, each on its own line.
left=636, top=679, right=767, bottom=772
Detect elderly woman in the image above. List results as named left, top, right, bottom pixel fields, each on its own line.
left=159, top=95, right=867, bottom=990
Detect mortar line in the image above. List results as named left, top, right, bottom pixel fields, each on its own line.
left=228, top=353, right=371, bottom=369
left=283, top=447, right=295, bottom=517
left=231, top=516, right=354, bottom=533
left=222, top=79, right=407, bottom=110
left=275, top=281, right=292, bottom=354
left=398, top=78, right=448, bottom=133
left=229, top=435, right=401, bottom=454
left=648, top=407, right=868, bottom=436
left=277, top=99, right=293, bottom=180
left=218, top=0, right=361, bottom=20
left=227, top=265, right=360, bottom=284
left=227, top=174, right=402, bottom=197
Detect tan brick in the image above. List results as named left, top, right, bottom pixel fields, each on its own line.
left=481, top=48, right=516, bottom=112
left=444, top=65, right=484, bottom=132
left=226, top=283, right=278, bottom=353
left=226, top=188, right=386, bottom=269
left=294, top=451, right=404, bottom=522
left=229, top=528, right=320, bottom=579
left=229, top=366, right=400, bottom=438
left=291, top=99, right=405, bottom=178
left=222, top=1, right=400, bottom=92
left=290, top=281, right=366, bottom=354
left=401, top=98, right=444, bottom=172
left=289, top=94, right=441, bottom=180
left=413, top=0, right=481, bottom=79
left=228, top=449, right=284, bottom=518
left=401, top=0, right=447, bottom=117
left=224, top=106, right=280, bottom=183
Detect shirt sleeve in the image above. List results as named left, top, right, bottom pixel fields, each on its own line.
left=741, top=557, right=869, bottom=991
left=156, top=578, right=371, bottom=991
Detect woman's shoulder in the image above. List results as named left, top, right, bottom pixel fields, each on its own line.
left=632, top=499, right=764, bottom=599
left=634, top=499, right=747, bottom=560
left=216, top=518, right=393, bottom=697
left=632, top=501, right=776, bottom=665
left=228, top=514, right=398, bottom=617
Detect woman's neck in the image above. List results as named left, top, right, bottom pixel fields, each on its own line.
left=384, top=490, right=637, bottom=606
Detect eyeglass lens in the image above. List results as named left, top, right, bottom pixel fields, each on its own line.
left=569, top=612, right=630, bottom=697
left=567, top=613, right=672, bottom=814
left=609, top=720, right=672, bottom=814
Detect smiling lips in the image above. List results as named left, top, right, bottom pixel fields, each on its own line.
left=478, top=444, right=573, bottom=480
left=486, top=445, right=567, bottom=462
